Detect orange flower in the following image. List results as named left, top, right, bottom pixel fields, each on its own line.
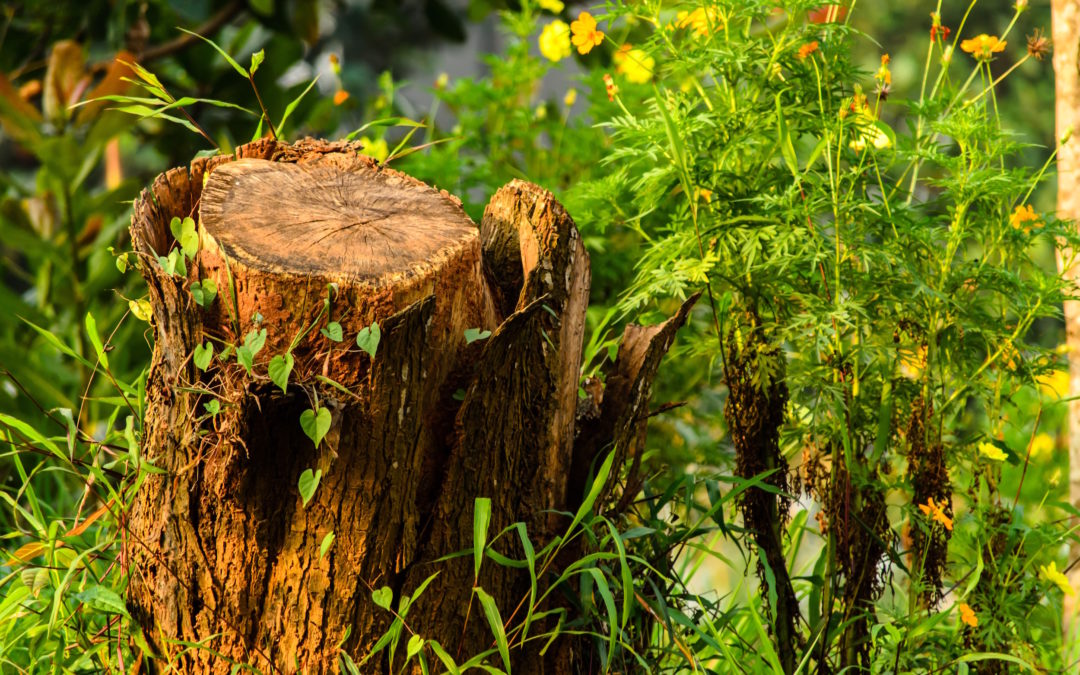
left=333, top=89, right=350, bottom=106
left=570, top=11, right=604, bottom=55
left=958, top=603, right=978, bottom=627
left=960, top=34, right=1006, bottom=60
left=917, top=497, right=953, bottom=531
left=797, top=41, right=819, bottom=59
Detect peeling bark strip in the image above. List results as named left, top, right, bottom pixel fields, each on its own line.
left=127, top=139, right=691, bottom=673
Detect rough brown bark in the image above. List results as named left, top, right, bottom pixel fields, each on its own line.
left=1053, top=0, right=1080, bottom=652
left=126, top=139, right=691, bottom=673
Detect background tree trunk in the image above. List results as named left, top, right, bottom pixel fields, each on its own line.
left=126, top=138, right=690, bottom=673
left=1053, top=0, right=1080, bottom=656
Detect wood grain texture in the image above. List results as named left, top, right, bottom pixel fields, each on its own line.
left=200, top=157, right=476, bottom=284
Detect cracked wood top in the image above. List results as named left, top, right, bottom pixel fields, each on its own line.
left=198, top=157, right=477, bottom=283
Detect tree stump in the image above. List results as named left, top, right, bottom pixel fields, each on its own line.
left=127, top=138, right=692, bottom=673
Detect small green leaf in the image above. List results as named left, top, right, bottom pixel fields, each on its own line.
left=250, top=49, right=265, bottom=75
left=193, top=341, right=214, bottom=370
left=85, top=312, right=109, bottom=369
left=474, top=587, right=510, bottom=672
left=356, top=322, right=381, bottom=357
left=321, top=321, right=343, bottom=342
left=406, top=634, right=423, bottom=661
left=158, top=249, right=187, bottom=277
left=218, top=344, right=234, bottom=362
left=372, top=586, right=393, bottom=610
left=244, top=328, right=267, bottom=355
left=464, top=328, right=491, bottom=344
left=191, top=279, right=217, bottom=307
left=74, top=585, right=130, bottom=618
left=129, top=299, right=153, bottom=322
left=204, top=399, right=221, bottom=416
left=170, top=216, right=198, bottom=258
left=300, top=406, right=331, bottom=447
left=320, top=531, right=335, bottom=558
left=237, top=346, right=254, bottom=373
left=298, top=468, right=322, bottom=507
left=268, top=353, right=294, bottom=394
left=473, top=497, right=491, bottom=582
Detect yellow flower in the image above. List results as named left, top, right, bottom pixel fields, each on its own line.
left=360, top=136, right=389, bottom=163
left=538, top=0, right=564, bottom=12
left=849, top=114, right=891, bottom=153
left=570, top=12, right=604, bottom=55
left=1038, top=369, right=1069, bottom=397
left=563, top=88, right=577, bottom=107
left=539, top=20, right=572, bottom=62
left=613, top=45, right=654, bottom=84
left=1030, top=433, right=1056, bottom=460
left=977, top=441, right=1007, bottom=462
left=1010, top=204, right=1040, bottom=232
left=1040, top=560, right=1074, bottom=596
left=676, top=7, right=723, bottom=37
left=960, top=34, right=1006, bottom=60
left=917, top=497, right=953, bottom=531
left=958, top=603, right=978, bottom=627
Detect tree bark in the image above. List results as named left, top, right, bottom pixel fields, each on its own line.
left=126, top=138, right=691, bottom=673
left=1053, top=0, right=1080, bottom=654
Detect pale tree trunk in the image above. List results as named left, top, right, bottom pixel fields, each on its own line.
left=1053, top=0, right=1080, bottom=655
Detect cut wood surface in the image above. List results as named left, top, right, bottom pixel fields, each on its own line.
left=126, top=138, right=692, bottom=674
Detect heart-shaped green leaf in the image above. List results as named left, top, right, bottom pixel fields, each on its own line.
left=356, top=322, right=381, bottom=358
left=193, top=341, right=214, bottom=370
left=170, top=216, right=199, bottom=259
left=298, top=467, right=322, bottom=507
left=268, top=353, right=294, bottom=394
left=321, top=321, right=343, bottom=342
left=129, top=299, right=152, bottom=322
left=319, top=531, right=335, bottom=559
left=300, top=406, right=331, bottom=448
left=236, top=345, right=254, bottom=373
left=406, top=634, right=423, bottom=661
left=372, top=586, right=393, bottom=610
left=204, top=399, right=221, bottom=416
left=464, top=328, right=491, bottom=344
left=244, top=328, right=267, bottom=355
left=191, top=279, right=217, bottom=307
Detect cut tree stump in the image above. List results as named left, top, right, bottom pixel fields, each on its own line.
left=127, top=138, right=693, bottom=674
